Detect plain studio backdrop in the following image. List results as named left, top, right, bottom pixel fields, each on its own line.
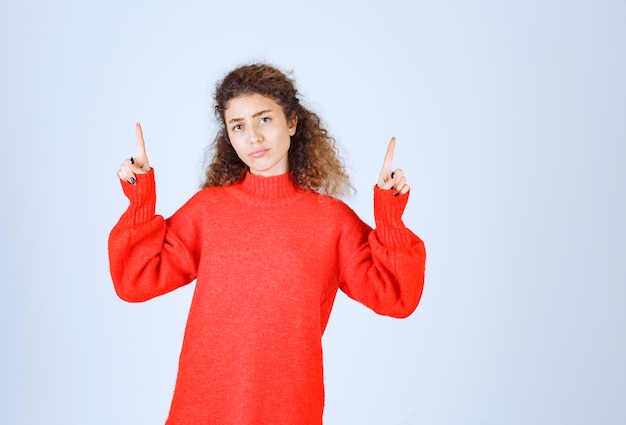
left=1, top=1, right=624, bottom=424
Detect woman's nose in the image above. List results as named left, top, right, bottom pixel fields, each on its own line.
left=248, top=127, right=262, bottom=143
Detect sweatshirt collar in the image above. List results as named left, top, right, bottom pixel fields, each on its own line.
left=236, top=171, right=301, bottom=199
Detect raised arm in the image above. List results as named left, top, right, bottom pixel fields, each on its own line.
left=339, top=137, right=425, bottom=318
left=108, top=124, right=199, bottom=302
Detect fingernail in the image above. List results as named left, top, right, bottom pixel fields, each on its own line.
left=391, top=171, right=395, bottom=178
left=130, top=177, right=136, bottom=185
left=394, top=192, right=399, bottom=197
left=130, top=157, right=134, bottom=164
left=136, top=121, right=141, bottom=126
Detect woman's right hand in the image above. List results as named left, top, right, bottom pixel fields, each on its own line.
left=117, top=122, right=151, bottom=185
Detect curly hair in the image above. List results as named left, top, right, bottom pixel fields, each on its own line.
left=202, top=63, right=353, bottom=197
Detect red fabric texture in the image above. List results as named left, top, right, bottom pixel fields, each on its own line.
left=108, top=170, right=426, bottom=424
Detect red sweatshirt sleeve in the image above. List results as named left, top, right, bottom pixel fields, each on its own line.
left=107, top=170, right=199, bottom=302
left=338, top=187, right=426, bottom=318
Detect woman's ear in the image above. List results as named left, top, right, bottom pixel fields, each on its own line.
left=288, top=112, right=298, bottom=136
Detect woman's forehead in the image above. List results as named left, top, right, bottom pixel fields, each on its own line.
left=224, top=93, right=283, bottom=116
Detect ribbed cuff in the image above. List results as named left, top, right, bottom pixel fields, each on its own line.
left=120, top=168, right=157, bottom=225
left=373, top=185, right=412, bottom=247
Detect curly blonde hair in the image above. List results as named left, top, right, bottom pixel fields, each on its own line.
left=202, top=63, right=352, bottom=197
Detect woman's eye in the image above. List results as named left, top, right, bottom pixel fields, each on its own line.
left=260, top=117, right=271, bottom=124
left=233, top=124, right=243, bottom=131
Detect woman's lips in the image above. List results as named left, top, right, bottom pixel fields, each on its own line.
left=249, top=148, right=269, bottom=158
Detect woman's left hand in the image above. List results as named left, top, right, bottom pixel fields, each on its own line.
left=377, top=137, right=409, bottom=195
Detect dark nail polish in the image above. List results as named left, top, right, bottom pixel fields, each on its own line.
left=393, top=192, right=399, bottom=197
left=130, top=157, right=134, bottom=164
left=391, top=171, right=395, bottom=178
left=130, top=177, right=136, bottom=185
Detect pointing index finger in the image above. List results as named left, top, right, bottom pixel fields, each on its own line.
left=135, top=122, right=147, bottom=159
left=382, top=136, right=396, bottom=171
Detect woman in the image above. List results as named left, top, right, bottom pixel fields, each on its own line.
left=109, top=63, right=426, bottom=424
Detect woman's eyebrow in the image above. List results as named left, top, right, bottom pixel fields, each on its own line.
left=228, top=109, right=272, bottom=124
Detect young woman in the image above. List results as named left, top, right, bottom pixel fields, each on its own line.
left=109, top=63, right=426, bottom=424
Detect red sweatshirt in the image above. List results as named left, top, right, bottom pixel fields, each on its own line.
left=108, top=170, right=425, bottom=424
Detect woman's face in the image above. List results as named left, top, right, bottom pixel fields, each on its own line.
left=224, top=93, right=297, bottom=177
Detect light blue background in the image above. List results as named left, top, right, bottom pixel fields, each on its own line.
left=1, top=1, right=624, bottom=424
